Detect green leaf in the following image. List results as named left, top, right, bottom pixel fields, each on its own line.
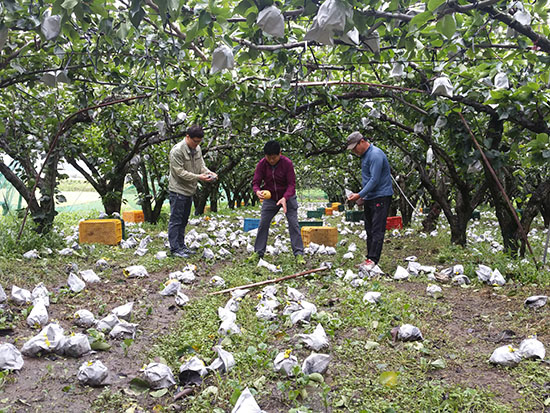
left=117, top=21, right=131, bottom=39
left=186, top=21, right=199, bottom=42
left=150, top=388, right=168, bottom=398
left=230, top=388, right=242, bottom=405
left=90, top=341, right=112, bottom=351
left=308, top=373, right=324, bottom=383
left=535, top=0, right=548, bottom=14
left=365, top=340, right=380, bottom=350
left=379, top=371, right=399, bottom=387
left=304, top=0, right=318, bottom=16
left=61, top=0, right=78, bottom=9
left=234, top=0, right=254, bottom=16
left=409, top=10, right=432, bottom=29
left=430, top=358, right=447, bottom=369
left=129, top=377, right=150, bottom=392
left=428, top=0, right=446, bottom=11
left=246, top=11, right=257, bottom=26
left=437, top=14, right=456, bottom=39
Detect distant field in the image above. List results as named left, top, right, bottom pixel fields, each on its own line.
left=57, top=179, right=96, bottom=192
left=2, top=179, right=328, bottom=213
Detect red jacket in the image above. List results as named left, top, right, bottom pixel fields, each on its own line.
left=252, top=155, right=296, bottom=201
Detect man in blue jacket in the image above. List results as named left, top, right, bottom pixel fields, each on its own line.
left=251, top=140, right=305, bottom=264
left=346, top=131, right=393, bottom=269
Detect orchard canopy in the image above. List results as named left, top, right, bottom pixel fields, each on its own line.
left=0, top=0, right=549, bottom=253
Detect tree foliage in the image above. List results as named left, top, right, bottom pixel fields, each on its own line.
left=1, top=0, right=549, bottom=255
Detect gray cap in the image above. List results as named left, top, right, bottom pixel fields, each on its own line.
left=346, top=131, right=363, bottom=150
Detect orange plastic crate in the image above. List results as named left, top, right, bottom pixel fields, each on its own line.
left=301, top=226, right=338, bottom=247
left=386, top=216, right=403, bottom=230
left=79, top=219, right=122, bottom=245
left=122, top=210, right=144, bottom=223
left=324, top=207, right=333, bottom=215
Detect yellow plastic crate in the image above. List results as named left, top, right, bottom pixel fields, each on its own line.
left=331, top=202, right=341, bottom=208
left=122, top=210, right=144, bottom=223
left=79, top=219, right=122, bottom=245
left=301, top=226, right=338, bottom=247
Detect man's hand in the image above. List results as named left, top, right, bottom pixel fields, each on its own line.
left=348, top=193, right=361, bottom=202
left=256, top=190, right=265, bottom=200
left=199, top=173, right=217, bottom=182
left=277, top=197, right=287, bottom=213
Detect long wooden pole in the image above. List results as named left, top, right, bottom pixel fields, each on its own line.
left=208, top=266, right=329, bottom=296
left=543, top=226, right=550, bottom=265
left=458, top=112, right=538, bottom=269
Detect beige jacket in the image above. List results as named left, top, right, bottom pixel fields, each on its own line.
left=168, top=140, right=212, bottom=196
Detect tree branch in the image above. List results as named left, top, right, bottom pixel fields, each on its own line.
left=480, top=5, right=550, bottom=53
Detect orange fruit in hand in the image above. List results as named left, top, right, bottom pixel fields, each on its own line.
left=261, top=190, right=271, bottom=199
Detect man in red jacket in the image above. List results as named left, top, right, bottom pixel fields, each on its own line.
left=251, top=140, right=305, bottom=264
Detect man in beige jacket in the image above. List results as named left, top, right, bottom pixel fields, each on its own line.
left=168, top=124, right=217, bottom=258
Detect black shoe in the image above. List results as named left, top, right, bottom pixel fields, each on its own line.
left=181, top=246, right=196, bottom=255
left=172, top=250, right=190, bottom=258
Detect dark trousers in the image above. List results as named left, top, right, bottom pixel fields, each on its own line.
left=363, top=196, right=392, bottom=264
left=168, top=191, right=193, bottom=253
left=254, top=196, right=304, bottom=257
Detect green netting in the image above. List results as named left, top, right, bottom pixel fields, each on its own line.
left=0, top=172, right=152, bottom=216
left=0, top=162, right=23, bottom=216
left=56, top=185, right=145, bottom=212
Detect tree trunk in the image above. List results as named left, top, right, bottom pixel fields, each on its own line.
left=481, top=116, right=520, bottom=255
left=130, top=166, right=168, bottom=224
left=448, top=215, right=468, bottom=246
left=210, top=183, right=219, bottom=213
left=519, top=179, right=550, bottom=256
left=102, top=191, right=123, bottom=215
left=422, top=202, right=441, bottom=233
left=193, top=190, right=208, bottom=215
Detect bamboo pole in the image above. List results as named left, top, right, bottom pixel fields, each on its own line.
left=208, top=266, right=329, bottom=296
left=458, top=112, right=538, bottom=269
left=543, top=226, right=550, bottom=265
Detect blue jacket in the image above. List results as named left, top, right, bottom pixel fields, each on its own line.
left=358, top=144, right=394, bottom=200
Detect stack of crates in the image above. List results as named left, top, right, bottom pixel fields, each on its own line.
left=244, top=218, right=260, bottom=232
left=79, top=219, right=123, bottom=245
left=307, top=210, right=323, bottom=219
left=122, top=210, right=144, bottom=223
left=386, top=216, right=403, bottom=230
left=345, top=210, right=364, bottom=222
left=301, top=226, right=338, bottom=247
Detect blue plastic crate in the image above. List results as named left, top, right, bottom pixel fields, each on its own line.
left=243, top=218, right=260, bottom=232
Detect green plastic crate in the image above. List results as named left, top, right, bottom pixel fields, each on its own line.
left=345, top=210, right=364, bottom=222
left=307, top=210, right=323, bottom=219
left=298, top=221, right=323, bottom=228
